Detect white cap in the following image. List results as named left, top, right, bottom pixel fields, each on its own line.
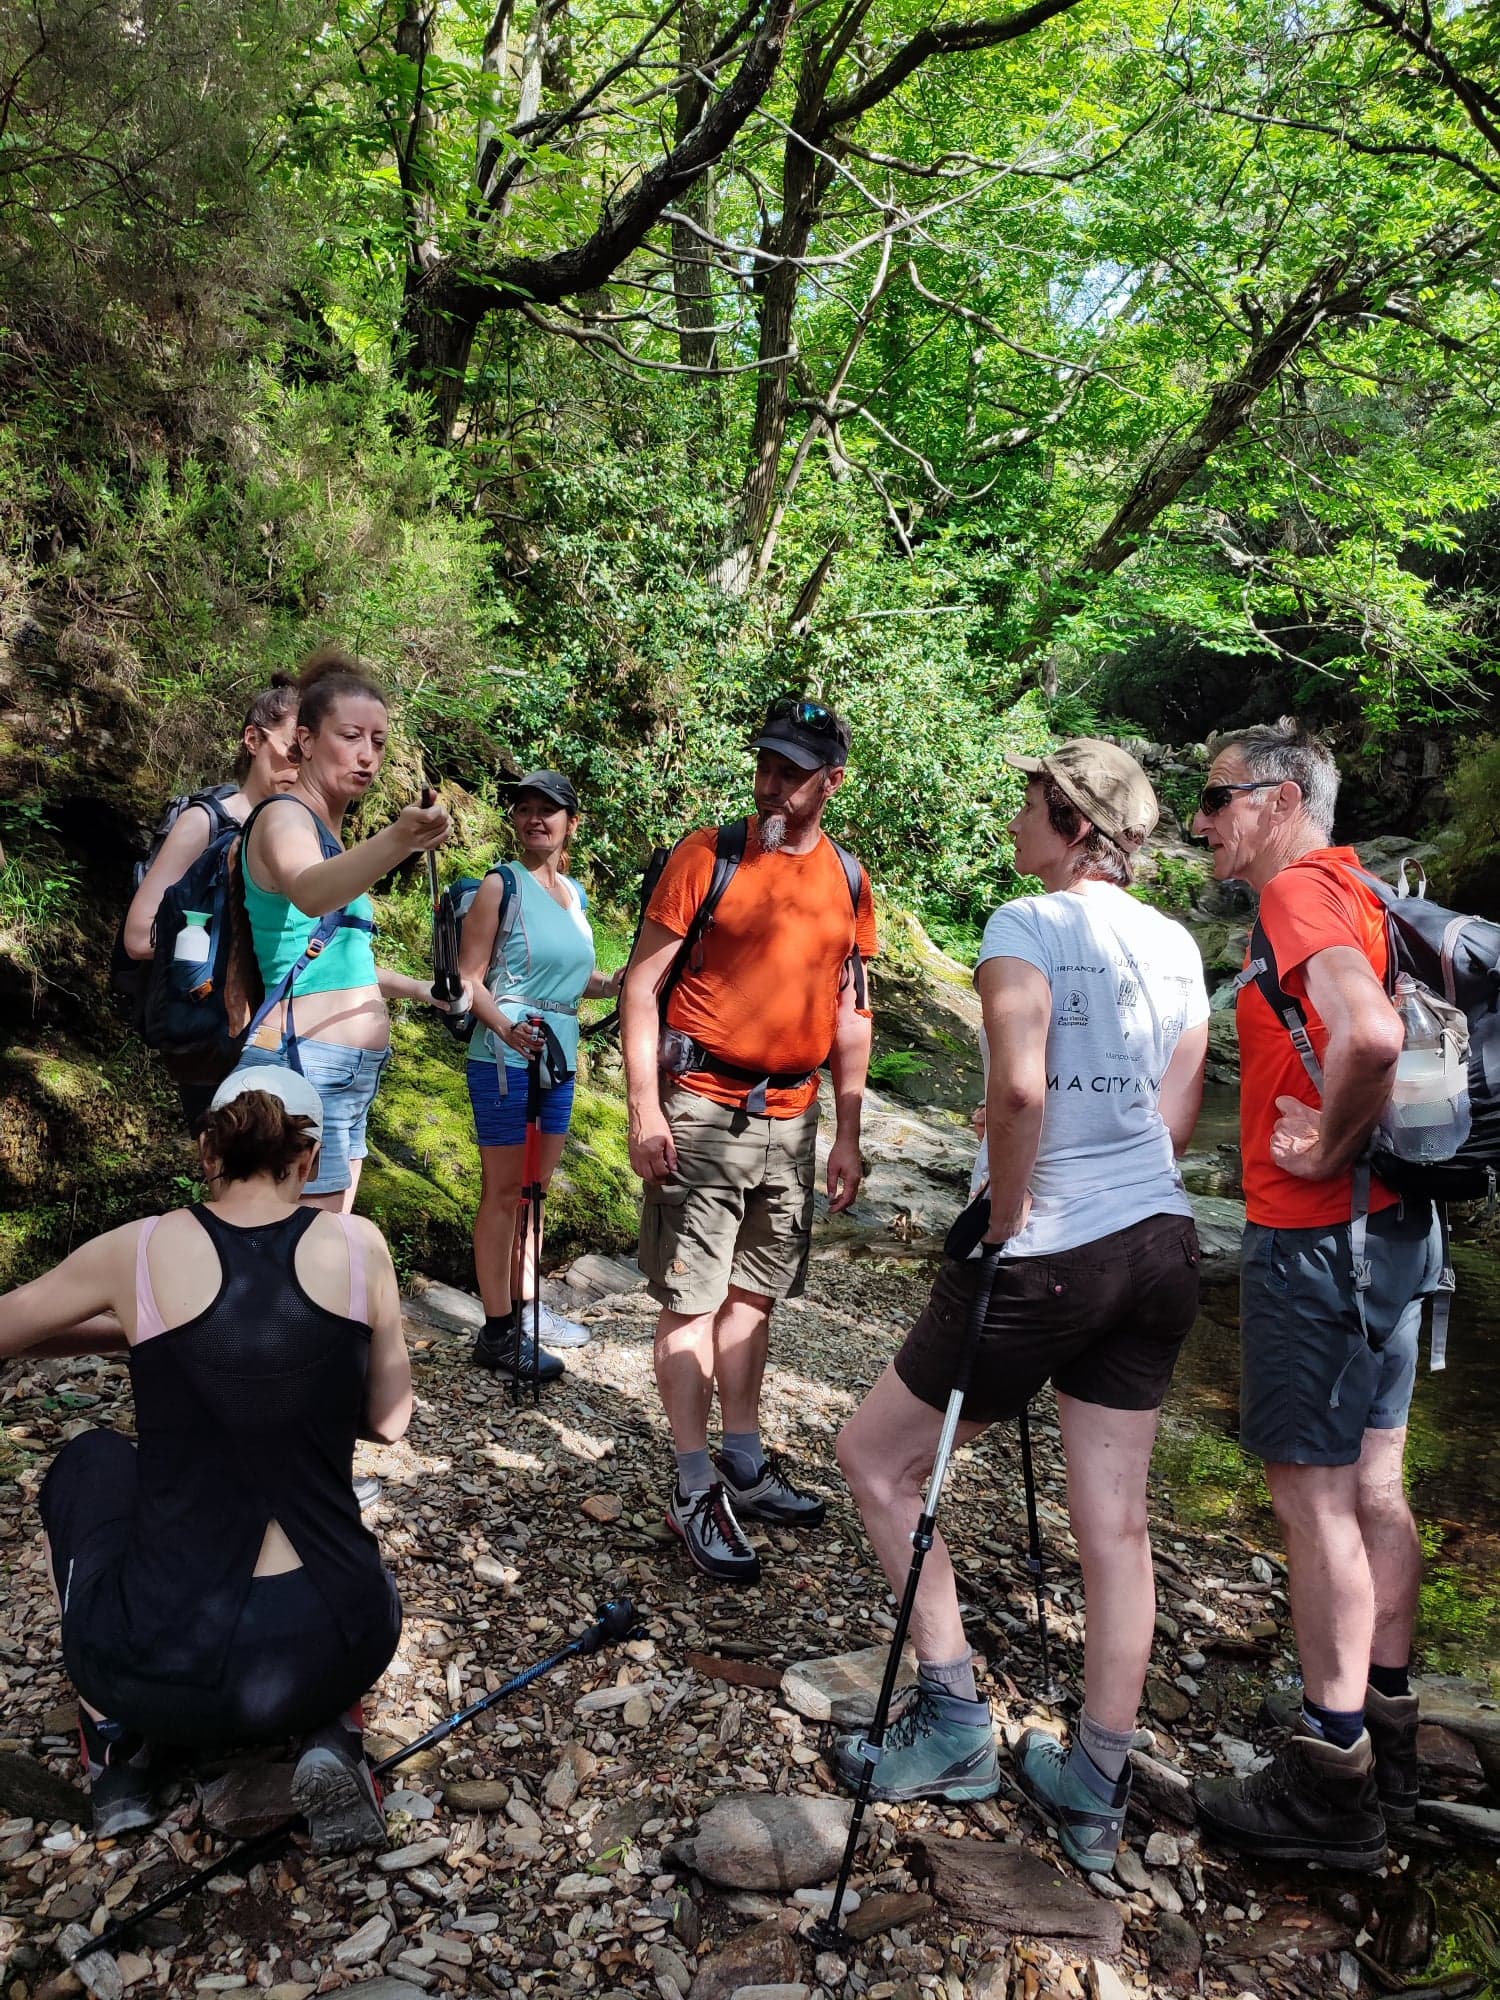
left=209, top=1063, right=325, bottom=1138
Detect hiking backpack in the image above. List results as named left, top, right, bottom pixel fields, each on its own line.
left=139, top=798, right=374, bottom=1073
left=431, top=864, right=523, bottom=1043
left=1245, top=857, right=1500, bottom=1367
left=110, top=786, right=239, bottom=1026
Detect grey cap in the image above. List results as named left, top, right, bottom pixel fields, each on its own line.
left=510, top=769, right=579, bottom=813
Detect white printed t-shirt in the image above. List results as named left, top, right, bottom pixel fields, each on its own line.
left=972, top=882, right=1209, bottom=1258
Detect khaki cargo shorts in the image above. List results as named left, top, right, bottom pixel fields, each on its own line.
left=639, top=1085, right=820, bottom=1313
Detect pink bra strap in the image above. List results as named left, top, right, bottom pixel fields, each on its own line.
left=135, top=1216, right=167, bottom=1342
left=335, top=1213, right=367, bottom=1324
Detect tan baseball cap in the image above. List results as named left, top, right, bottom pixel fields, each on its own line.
left=1004, top=738, right=1160, bottom=851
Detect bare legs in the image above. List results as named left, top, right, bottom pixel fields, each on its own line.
left=654, top=1286, right=774, bottom=1454
left=471, top=1135, right=568, bottom=1316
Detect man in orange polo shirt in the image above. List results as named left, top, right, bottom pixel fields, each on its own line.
left=1189, top=720, right=1440, bottom=1869
left=622, top=698, right=876, bottom=1584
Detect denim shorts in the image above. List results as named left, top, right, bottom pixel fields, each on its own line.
left=1239, top=1198, right=1442, bottom=1466
left=467, top=1061, right=576, bottom=1148
left=234, top=1039, right=391, bottom=1194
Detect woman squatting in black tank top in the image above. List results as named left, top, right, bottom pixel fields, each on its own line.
left=0, top=1065, right=411, bottom=1851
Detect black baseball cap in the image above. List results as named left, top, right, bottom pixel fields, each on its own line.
left=749, top=696, right=852, bottom=772
left=509, top=769, right=579, bottom=812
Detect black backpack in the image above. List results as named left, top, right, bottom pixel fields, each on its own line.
left=110, top=786, right=239, bottom=1026
left=1246, top=858, right=1500, bottom=1366
left=140, top=798, right=373, bottom=1073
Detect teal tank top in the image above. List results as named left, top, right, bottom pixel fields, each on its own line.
left=242, top=800, right=379, bottom=995
left=472, top=865, right=596, bottom=1074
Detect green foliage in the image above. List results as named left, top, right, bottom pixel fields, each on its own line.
left=868, top=1049, right=933, bottom=1088
left=1150, top=1423, right=1266, bottom=1528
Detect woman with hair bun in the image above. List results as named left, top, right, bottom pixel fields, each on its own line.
left=233, top=646, right=465, bottom=1211
left=0, top=1067, right=410, bottom=1852
left=123, top=676, right=301, bottom=1128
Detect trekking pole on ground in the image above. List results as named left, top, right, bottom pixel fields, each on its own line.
left=812, top=1246, right=1004, bottom=1953
left=1016, top=1404, right=1055, bottom=1699
left=509, top=1028, right=545, bottom=1407
left=68, top=1600, right=639, bottom=1971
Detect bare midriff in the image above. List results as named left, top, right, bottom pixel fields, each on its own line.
left=249, top=984, right=390, bottom=1051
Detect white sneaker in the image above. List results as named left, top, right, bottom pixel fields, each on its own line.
left=537, top=1302, right=592, bottom=1348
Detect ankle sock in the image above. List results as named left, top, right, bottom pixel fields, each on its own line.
left=1301, top=1696, right=1365, bottom=1749
left=918, top=1654, right=979, bottom=1705
left=1075, top=1709, right=1133, bottom=1785
left=1368, top=1661, right=1411, bottom=1700
left=719, top=1431, right=766, bottom=1483
left=675, top=1447, right=715, bottom=1497
left=79, top=1710, right=143, bottom=1772
left=480, top=1309, right=517, bottom=1345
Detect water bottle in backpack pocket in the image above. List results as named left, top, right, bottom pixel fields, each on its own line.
left=170, top=911, right=215, bottom=997
left=1376, top=973, right=1472, bottom=1165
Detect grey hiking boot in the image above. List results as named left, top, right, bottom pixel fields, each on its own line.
left=1013, top=1730, right=1130, bottom=1872
left=1258, top=1683, right=1419, bottom=1824
left=1195, top=1726, right=1387, bottom=1870
left=292, top=1721, right=386, bottom=1856
left=666, top=1481, right=761, bottom=1584
left=830, top=1686, right=1000, bottom=1803
left=714, top=1448, right=826, bottom=1527
left=537, top=1302, right=592, bottom=1349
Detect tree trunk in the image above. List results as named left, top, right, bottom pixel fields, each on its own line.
left=670, top=0, right=720, bottom=376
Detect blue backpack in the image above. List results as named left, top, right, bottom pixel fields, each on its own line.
left=140, top=799, right=373, bottom=1072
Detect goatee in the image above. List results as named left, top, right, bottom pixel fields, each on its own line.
left=759, top=812, right=788, bottom=852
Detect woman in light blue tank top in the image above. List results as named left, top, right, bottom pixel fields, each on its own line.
left=458, top=771, right=622, bottom=1382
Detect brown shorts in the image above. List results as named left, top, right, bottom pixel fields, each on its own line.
left=639, top=1086, right=819, bottom=1314
left=895, top=1212, right=1201, bottom=1424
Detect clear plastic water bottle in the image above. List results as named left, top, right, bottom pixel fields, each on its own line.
left=1379, top=974, right=1471, bottom=1162
left=171, top=911, right=212, bottom=993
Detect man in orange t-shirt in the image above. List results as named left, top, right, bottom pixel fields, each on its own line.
left=621, top=697, right=877, bottom=1585
left=1188, top=720, right=1439, bottom=1872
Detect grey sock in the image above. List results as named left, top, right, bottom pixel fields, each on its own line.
left=1075, top=1709, right=1133, bottom=1784
left=719, top=1431, right=765, bottom=1483
left=675, top=1447, right=715, bottom=1496
left=918, top=1654, right=980, bottom=1705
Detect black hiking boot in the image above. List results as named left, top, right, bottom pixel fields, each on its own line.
left=79, top=1711, right=180, bottom=1840
left=1196, top=1726, right=1387, bottom=1870
left=292, top=1720, right=386, bottom=1856
left=472, top=1321, right=564, bottom=1384
left=1258, top=1683, right=1419, bottom=1824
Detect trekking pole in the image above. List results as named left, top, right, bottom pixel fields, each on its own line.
left=420, top=785, right=464, bottom=1024
left=68, top=1600, right=639, bottom=1971
left=812, top=1245, right=1004, bottom=1953
left=509, top=1024, right=545, bottom=1407
left=1017, top=1404, right=1055, bottom=1699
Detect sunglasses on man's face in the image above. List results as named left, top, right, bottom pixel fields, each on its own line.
left=769, top=695, right=839, bottom=736
left=1198, top=778, right=1280, bottom=817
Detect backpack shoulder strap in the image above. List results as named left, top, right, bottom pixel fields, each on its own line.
left=1241, top=916, right=1325, bottom=1093
left=656, top=819, right=749, bottom=1022
left=826, top=834, right=869, bottom=1011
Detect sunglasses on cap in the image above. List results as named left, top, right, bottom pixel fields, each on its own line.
left=768, top=695, right=840, bottom=737
left=1198, top=778, right=1281, bottom=817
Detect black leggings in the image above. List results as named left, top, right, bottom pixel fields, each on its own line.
left=42, top=1430, right=401, bottom=1747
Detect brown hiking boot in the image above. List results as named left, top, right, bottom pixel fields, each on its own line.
left=1195, top=1727, right=1387, bottom=1871
left=1258, top=1683, right=1419, bottom=1824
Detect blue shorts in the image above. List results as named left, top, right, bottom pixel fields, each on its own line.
left=1239, top=1198, right=1442, bottom=1466
left=467, top=1061, right=575, bottom=1149
left=234, top=1039, right=391, bottom=1195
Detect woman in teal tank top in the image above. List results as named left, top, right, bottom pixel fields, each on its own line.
left=234, top=648, right=468, bottom=1213
left=458, top=771, right=622, bottom=1383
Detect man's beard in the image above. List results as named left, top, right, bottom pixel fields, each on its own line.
left=759, top=811, right=788, bottom=852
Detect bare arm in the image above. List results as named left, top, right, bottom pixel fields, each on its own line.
left=1160, top=1020, right=1208, bottom=1156
left=974, top=956, right=1052, bottom=1245
left=826, top=970, right=872, bottom=1214
left=622, top=918, right=685, bottom=1182
left=247, top=796, right=452, bottom=921
left=1272, top=945, right=1403, bottom=1180
left=0, top=1230, right=135, bottom=1358
left=123, top=804, right=217, bottom=958
left=359, top=1225, right=413, bottom=1444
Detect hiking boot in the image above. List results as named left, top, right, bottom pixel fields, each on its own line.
left=353, top=1474, right=381, bottom=1510
left=1013, top=1730, right=1130, bottom=1872
left=292, top=1721, right=386, bottom=1856
left=1258, top=1683, right=1420, bottom=1824
left=714, top=1448, right=827, bottom=1527
left=1195, top=1726, right=1387, bottom=1870
left=80, top=1713, right=179, bottom=1840
left=472, top=1325, right=565, bottom=1383
left=830, top=1686, right=1000, bottom=1803
left=666, top=1481, right=761, bottom=1584
left=537, top=1302, right=592, bottom=1349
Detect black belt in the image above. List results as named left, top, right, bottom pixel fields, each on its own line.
left=685, top=1041, right=819, bottom=1116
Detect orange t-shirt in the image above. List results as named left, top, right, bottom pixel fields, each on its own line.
left=647, top=822, right=878, bottom=1117
left=1237, top=847, right=1399, bottom=1229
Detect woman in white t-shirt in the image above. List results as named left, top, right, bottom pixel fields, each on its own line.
left=835, top=740, right=1208, bottom=1871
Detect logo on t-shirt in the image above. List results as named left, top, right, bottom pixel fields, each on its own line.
left=1058, top=989, right=1089, bottom=1026
left=1117, top=976, right=1139, bottom=1009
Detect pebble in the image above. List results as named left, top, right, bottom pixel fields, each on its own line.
left=376, top=1836, right=450, bottom=1872
left=1250, top=1557, right=1275, bottom=1585
left=1178, top=1651, right=1207, bottom=1673
left=1113, top=1848, right=1150, bottom=1894
left=335, top=1915, right=393, bottom=1965
left=473, top=1555, right=519, bottom=1587
left=384, top=1788, right=436, bottom=1820
left=1149, top=1871, right=1184, bottom=1915
left=1143, top=1832, right=1181, bottom=1868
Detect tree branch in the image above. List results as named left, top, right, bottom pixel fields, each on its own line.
left=822, top=0, right=1086, bottom=130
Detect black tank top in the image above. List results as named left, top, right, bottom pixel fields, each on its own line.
left=88, top=1206, right=388, bottom=1689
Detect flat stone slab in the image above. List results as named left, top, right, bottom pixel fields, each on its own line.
left=841, top=1890, right=935, bottom=1941
left=404, top=1279, right=484, bottom=1330
left=1187, top=1193, right=1245, bottom=1264
left=1415, top=1679, right=1500, bottom=1784
left=566, top=1252, right=646, bottom=1296
left=199, top=1761, right=297, bottom=1837
left=687, top=1919, right=800, bottom=2000
left=912, top=1835, right=1124, bottom=1956
left=0, top=1749, right=87, bottom=1823
left=667, top=1794, right=852, bottom=1891
left=780, top=1643, right=917, bottom=1726
left=1416, top=1799, right=1500, bottom=1847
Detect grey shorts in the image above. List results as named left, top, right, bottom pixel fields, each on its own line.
left=638, top=1086, right=819, bottom=1314
left=1239, top=1199, right=1442, bottom=1466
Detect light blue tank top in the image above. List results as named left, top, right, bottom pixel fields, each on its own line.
left=473, top=865, right=595, bottom=1074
